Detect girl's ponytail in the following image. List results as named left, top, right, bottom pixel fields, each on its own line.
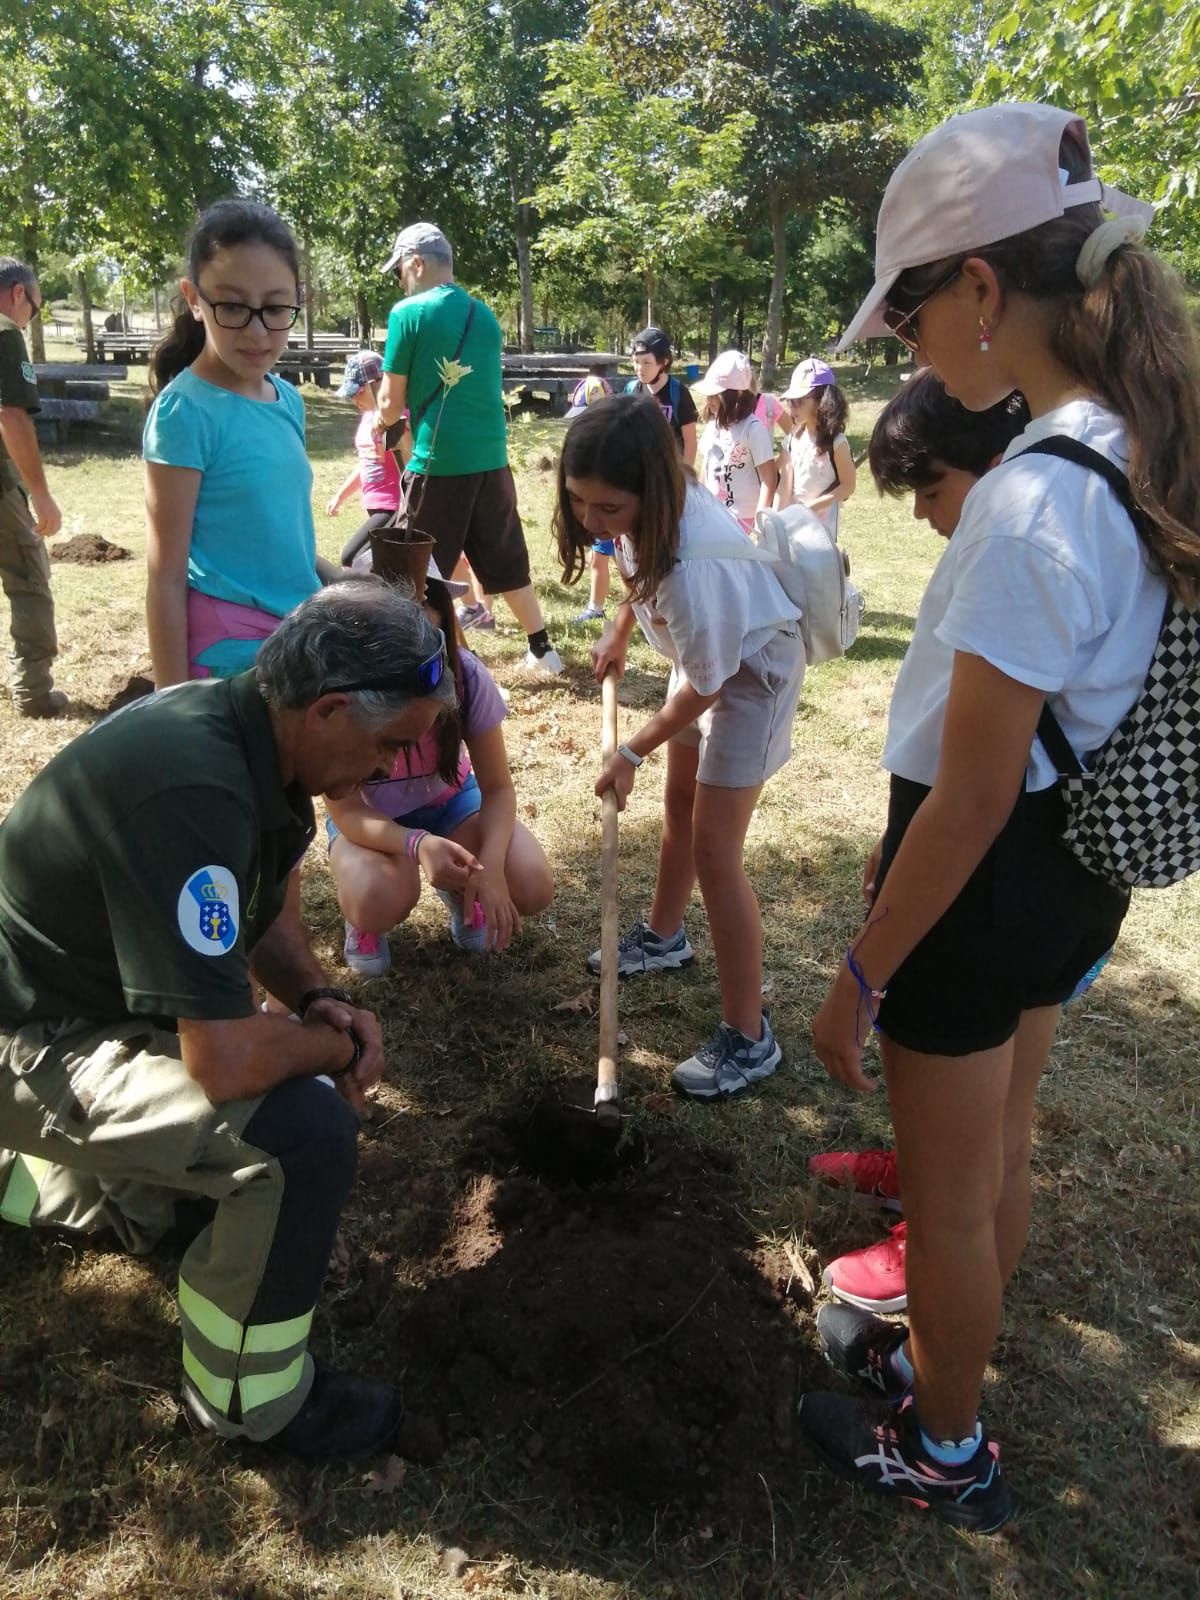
left=148, top=302, right=206, bottom=396
left=1053, top=241, right=1200, bottom=605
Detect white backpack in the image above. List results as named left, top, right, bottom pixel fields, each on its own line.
left=677, top=502, right=864, bottom=665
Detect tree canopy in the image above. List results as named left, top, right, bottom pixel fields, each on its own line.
left=1, top=0, right=1194, bottom=361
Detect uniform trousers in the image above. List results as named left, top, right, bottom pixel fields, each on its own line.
left=0, top=1016, right=356, bottom=1440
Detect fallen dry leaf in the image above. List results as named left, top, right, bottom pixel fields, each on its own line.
left=646, top=1092, right=674, bottom=1113
left=360, top=1454, right=406, bottom=1497
left=325, top=1229, right=351, bottom=1289
left=552, top=989, right=594, bottom=1014
left=463, top=1562, right=516, bottom=1593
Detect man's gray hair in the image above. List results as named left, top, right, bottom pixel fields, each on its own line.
left=0, top=258, right=37, bottom=296
left=256, top=578, right=457, bottom=726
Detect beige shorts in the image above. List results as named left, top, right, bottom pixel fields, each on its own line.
left=668, top=627, right=805, bottom=788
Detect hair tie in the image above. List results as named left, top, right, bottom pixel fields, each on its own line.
left=1075, top=215, right=1147, bottom=289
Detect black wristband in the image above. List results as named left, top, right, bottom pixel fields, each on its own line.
left=297, top=985, right=354, bottom=1017
left=332, top=1025, right=362, bottom=1078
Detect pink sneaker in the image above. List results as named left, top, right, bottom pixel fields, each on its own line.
left=808, top=1147, right=902, bottom=1213
left=822, top=1221, right=907, bottom=1313
left=343, top=922, right=391, bottom=978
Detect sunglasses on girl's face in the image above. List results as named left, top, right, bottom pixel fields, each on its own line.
left=882, top=264, right=962, bottom=351
left=323, top=631, right=448, bottom=699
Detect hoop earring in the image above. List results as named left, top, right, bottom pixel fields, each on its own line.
left=978, top=321, right=991, bottom=354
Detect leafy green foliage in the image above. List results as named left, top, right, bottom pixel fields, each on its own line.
left=978, top=0, right=1200, bottom=274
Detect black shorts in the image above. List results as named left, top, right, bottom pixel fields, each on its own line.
left=399, top=466, right=531, bottom=595
left=875, top=776, right=1130, bottom=1057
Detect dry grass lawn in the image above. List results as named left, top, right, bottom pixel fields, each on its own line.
left=0, top=354, right=1196, bottom=1599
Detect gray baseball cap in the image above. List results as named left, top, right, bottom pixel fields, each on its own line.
left=381, top=222, right=453, bottom=274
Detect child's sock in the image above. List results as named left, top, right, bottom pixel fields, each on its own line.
left=918, top=1419, right=982, bottom=1465
left=889, top=1342, right=914, bottom=1386
left=526, top=629, right=552, bottom=658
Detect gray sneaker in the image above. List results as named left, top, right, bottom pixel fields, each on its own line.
left=587, top=919, right=695, bottom=978
left=672, top=1014, right=781, bottom=1101
left=435, top=887, right=491, bottom=953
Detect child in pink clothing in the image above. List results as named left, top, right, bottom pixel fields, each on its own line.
left=326, top=350, right=409, bottom=567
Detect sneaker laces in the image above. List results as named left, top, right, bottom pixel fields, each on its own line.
left=851, top=1150, right=899, bottom=1192
left=352, top=929, right=381, bottom=957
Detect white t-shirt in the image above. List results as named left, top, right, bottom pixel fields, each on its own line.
left=786, top=427, right=845, bottom=535
left=615, top=484, right=801, bottom=695
left=699, top=414, right=776, bottom=529
left=883, top=400, right=1167, bottom=791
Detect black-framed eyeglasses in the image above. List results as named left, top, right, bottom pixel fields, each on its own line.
left=25, top=289, right=42, bottom=319
left=323, top=631, right=448, bottom=699
left=882, top=264, right=962, bottom=352
left=194, top=287, right=302, bottom=331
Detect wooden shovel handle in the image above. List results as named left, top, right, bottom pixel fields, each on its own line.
left=598, top=668, right=620, bottom=1096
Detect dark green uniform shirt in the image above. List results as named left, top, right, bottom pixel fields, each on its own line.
left=0, top=315, right=40, bottom=493
left=0, top=672, right=315, bottom=1026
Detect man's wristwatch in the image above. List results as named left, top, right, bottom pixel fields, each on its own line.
left=616, top=742, right=644, bottom=768
left=297, top=985, right=355, bottom=1017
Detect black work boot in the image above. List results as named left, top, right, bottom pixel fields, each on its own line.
left=267, top=1360, right=403, bottom=1460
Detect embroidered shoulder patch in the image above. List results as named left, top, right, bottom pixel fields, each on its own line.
left=177, top=865, right=240, bottom=956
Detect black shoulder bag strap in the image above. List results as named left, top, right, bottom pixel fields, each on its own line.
left=1020, top=435, right=1148, bottom=778
left=409, top=293, right=478, bottom=433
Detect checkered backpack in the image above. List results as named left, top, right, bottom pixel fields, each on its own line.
left=1027, top=436, right=1200, bottom=890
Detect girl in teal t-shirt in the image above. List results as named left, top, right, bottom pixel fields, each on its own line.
left=143, top=201, right=336, bottom=684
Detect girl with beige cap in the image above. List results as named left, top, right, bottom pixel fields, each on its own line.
left=800, top=101, right=1200, bottom=1533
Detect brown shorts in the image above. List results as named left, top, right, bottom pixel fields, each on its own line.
left=399, top=466, right=531, bottom=595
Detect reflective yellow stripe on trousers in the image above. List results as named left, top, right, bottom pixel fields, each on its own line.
left=178, top=1274, right=313, bottom=1423
left=0, top=1153, right=51, bottom=1226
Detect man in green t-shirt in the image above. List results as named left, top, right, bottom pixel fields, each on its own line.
left=377, top=222, right=562, bottom=674
left=0, top=256, right=66, bottom=717
left=0, top=581, right=463, bottom=1459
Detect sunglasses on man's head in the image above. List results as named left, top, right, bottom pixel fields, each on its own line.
left=882, top=263, right=962, bottom=351
left=323, top=630, right=447, bottom=699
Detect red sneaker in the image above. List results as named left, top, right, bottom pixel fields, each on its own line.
left=822, top=1221, right=907, bottom=1313
left=808, top=1148, right=902, bottom=1213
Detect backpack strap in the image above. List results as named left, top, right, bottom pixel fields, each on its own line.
left=409, top=294, right=477, bottom=432
left=1019, top=435, right=1143, bottom=779
left=675, top=539, right=776, bottom=566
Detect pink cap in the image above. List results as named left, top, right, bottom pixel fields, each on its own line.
left=696, top=349, right=754, bottom=394
left=838, top=102, right=1154, bottom=351
left=781, top=358, right=835, bottom=399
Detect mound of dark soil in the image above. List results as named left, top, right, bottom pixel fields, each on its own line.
left=367, top=1100, right=812, bottom=1536
left=50, top=533, right=130, bottom=564
left=103, top=669, right=154, bottom=715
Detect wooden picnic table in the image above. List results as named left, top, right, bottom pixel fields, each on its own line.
left=33, top=363, right=129, bottom=441
left=501, top=352, right=623, bottom=417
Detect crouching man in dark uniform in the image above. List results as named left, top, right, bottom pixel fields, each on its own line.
left=0, top=579, right=459, bottom=1458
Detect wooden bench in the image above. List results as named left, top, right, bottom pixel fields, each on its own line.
left=501, top=352, right=623, bottom=417
left=33, top=363, right=128, bottom=442
left=276, top=350, right=334, bottom=388
left=76, top=333, right=157, bottom=364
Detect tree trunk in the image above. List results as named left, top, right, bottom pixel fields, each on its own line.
left=760, top=188, right=788, bottom=390
left=356, top=289, right=372, bottom=346
left=777, top=305, right=791, bottom=375
left=644, top=266, right=655, bottom=328
left=708, top=279, right=722, bottom=362
left=21, top=218, right=46, bottom=362
left=734, top=301, right=744, bottom=351
left=514, top=215, right=535, bottom=352
left=302, top=234, right=315, bottom=351
left=77, top=272, right=96, bottom=362
left=152, top=285, right=162, bottom=330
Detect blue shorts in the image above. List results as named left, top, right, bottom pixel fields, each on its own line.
left=326, top=772, right=483, bottom=849
left=592, top=538, right=615, bottom=557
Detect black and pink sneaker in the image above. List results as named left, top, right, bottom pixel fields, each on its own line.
left=816, top=1303, right=910, bottom=1401
left=797, top=1392, right=1013, bottom=1534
